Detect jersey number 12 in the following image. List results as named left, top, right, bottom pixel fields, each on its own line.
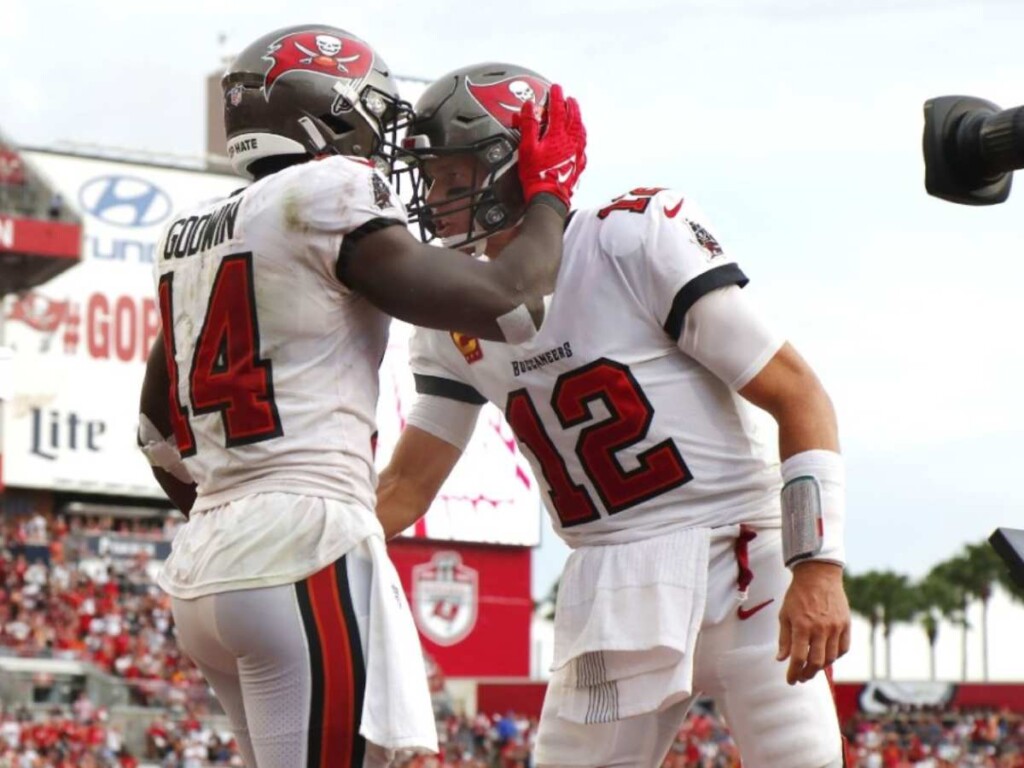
left=505, top=358, right=691, bottom=527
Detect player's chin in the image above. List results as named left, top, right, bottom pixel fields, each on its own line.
left=439, top=232, right=474, bottom=254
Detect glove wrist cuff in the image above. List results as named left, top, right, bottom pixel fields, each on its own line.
left=528, top=192, right=569, bottom=219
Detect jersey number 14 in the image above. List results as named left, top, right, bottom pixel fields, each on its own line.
left=157, top=253, right=282, bottom=456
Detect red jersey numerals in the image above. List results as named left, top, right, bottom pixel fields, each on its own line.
left=507, top=389, right=600, bottom=526
left=158, top=274, right=196, bottom=457
left=505, top=358, right=691, bottom=527
left=189, top=255, right=282, bottom=446
left=158, top=253, right=282, bottom=452
left=596, top=187, right=666, bottom=219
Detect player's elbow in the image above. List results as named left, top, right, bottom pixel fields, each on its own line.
left=767, top=370, right=835, bottom=426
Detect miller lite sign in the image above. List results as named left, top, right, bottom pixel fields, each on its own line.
left=412, top=552, right=479, bottom=646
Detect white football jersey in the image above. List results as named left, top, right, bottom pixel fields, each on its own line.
left=411, top=188, right=782, bottom=547
left=154, top=155, right=405, bottom=514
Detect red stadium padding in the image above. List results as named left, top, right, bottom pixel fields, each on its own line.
left=477, top=680, right=548, bottom=719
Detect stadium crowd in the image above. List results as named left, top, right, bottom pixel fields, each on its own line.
left=0, top=508, right=1020, bottom=766
left=0, top=509, right=203, bottom=710
left=0, top=142, right=67, bottom=223
left=396, top=707, right=1024, bottom=768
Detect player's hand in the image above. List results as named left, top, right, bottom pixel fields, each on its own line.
left=515, top=84, right=587, bottom=211
left=776, top=560, right=850, bottom=685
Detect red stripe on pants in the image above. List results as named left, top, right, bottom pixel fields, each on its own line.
left=307, top=562, right=356, bottom=768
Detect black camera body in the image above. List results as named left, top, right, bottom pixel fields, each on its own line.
left=923, top=96, right=1024, bottom=205
left=989, top=528, right=1024, bottom=589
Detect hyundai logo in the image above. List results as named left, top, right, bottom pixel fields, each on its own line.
left=78, top=175, right=172, bottom=228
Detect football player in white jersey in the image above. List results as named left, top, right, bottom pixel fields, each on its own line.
left=376, top=64, right=851, bottom=768
left=136, top=30, right=586, bottom=768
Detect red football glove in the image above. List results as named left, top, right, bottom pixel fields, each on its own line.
left=516, top=84, right=587, bottom=211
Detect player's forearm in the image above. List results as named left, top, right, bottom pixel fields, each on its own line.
left=737, top=343, right=839, bottom=459
left=399, top=197, right=565, bottom=340
left=488, top=195, right=566, bottom=326
left=772, top=383, right=839, bottom=460
left=346, top=220, right=560, bottom=343
left=152, top=467, right=196, bottom=518
left=376, top=470, right=433, bottom=539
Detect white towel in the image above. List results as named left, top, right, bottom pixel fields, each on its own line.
left=359, top=534, right=439, bottom=756
left=550, top=527, right=710, bottom=723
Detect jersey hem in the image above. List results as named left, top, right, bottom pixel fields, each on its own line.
left=158, top=532, right=382, bottom=600
left=191, top=483, right=371, bottom=515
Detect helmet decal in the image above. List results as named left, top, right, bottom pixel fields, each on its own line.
left=262, top=31, right=375, bottom=96
left=225, top=84, right=245, bottom=108
left=465, top=75, right=550, bottom=129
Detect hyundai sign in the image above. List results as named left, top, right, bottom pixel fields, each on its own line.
left=77, top=175, right=173, bottom=228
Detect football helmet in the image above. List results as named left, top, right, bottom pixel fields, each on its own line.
left=222, top=24, right=413, bottom=178
left=401, top=63, right=552, bottom=249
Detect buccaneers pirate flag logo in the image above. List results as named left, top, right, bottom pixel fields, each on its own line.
left=466, top=75, right=551, bottom=129
left=262, top=31, right=374, bottom=95
left=412, top=552, right=479, bottom=646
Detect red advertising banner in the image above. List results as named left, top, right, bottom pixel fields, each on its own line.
left=0, top=217, right=81, bottom=259
left=388, top=540, right=532, bottom=678
left=6, top=290, right=159, bottom=362
left=477, top=681, right=549, bottom=719
left=0, top=150, right=24, bottom=185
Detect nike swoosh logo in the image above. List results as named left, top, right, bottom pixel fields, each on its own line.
left=556, top=167, right=573, bottom=184
left=663, top=199, right=684, bottom=218
left=736, top=598, right=775, bottom=621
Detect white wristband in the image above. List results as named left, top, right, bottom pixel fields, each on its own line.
left=138, top=413, right=195, bottom=485
left=780, top=449, right=845, bottom=569
left=496, top=303, right=539, bottom=344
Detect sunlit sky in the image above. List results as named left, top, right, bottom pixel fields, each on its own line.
left=3, top=0, right=1024, bottom=679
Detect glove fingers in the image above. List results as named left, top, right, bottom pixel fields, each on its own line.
left=566, top=97, right=587, bottom=185
left=544, top=84, right=566, bottom=139
left=566, top=97, right=583, bottom=142
left=518, top=100, right=539, bottom=148
left=515, top=83, right=585, bottom=210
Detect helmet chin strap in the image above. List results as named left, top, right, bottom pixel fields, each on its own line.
left=441, top=234, right=488, bottom=256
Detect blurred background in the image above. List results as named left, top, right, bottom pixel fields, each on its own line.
left=1, top=1, right=1023, bottom=765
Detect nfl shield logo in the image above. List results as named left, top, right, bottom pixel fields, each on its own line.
left=412, top=552, right=479, bottom=646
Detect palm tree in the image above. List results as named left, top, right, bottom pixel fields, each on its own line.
left=844, top=570, right=916, bottom=679
left=929, top=558, right=972, bottom=680
left=873, top=571, right=918, bottom=679
left=961, top=542, right=1005, bottom=680
left=844, top=571, right=884, bottom=679
left=914, top=571, right=960, bottom=680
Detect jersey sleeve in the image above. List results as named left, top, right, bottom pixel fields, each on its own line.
left=290, top=156, right=408, bottom=285
left=405, top=395, right=481, bottom=451
left=677, top=285, right=784, bottom=390
left=408, top=327, right=488, bottom=406
left=599, top=189, right=748, bottom=341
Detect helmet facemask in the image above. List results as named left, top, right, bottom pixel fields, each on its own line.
left=314, top=82, right=416, bottom=176
left=393, top=62, right=551, bottom=251
left=399, top=134, right=524, bottom=251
